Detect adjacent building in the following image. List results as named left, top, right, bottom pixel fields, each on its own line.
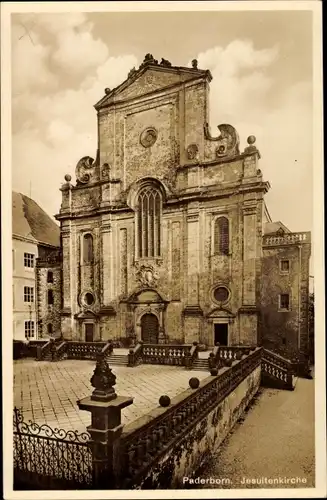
left=12, top=192, right=61, bottom=340
left=54, top=54, right=311, bottom=359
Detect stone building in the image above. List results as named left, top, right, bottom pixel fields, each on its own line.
left=12, top=192, right=60, bottom=340
left=55, top=55, right=311, bottom=356
left=261, top=222, right=311, bottom=359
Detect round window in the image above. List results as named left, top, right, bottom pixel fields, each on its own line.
left=213, top=286, right=229, bottom=303
left=84, top=292, right=95, bottom=306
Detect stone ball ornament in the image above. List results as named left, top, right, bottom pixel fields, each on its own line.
left=159, top=395, right=171, bottom=407
left=64, top=174, right=72, bottom=182
left=210, top=368, right=218, bottom=376
left=189, top=377, right=200, bottom=389
left=247, top=135, right=256, bottom=145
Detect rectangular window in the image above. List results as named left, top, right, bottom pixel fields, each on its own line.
left=279, top=293, right=290, bottom=311
left=24, top=320, right=35, bottom=338
left=24, top=253, right=35, bottom=268
left=280, top=259, right=290, bottom=273
left=24, top=286, right=34, bottom=303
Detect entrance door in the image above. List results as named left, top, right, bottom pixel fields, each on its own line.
left=141, top=314, right=159, bottom=344
left=85, top=323, right=94, bottom=342
left=214, top=323, right=228, bottom=346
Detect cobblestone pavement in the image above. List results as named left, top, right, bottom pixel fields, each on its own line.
left=14, top=359, right=208, bottom=432
left=199, top=376, right=315, bottom=489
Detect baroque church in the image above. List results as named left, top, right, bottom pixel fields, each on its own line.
left=54, top=54, right=311, bottom=357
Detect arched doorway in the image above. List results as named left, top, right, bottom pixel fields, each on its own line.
left=141, top=313, right=159, bottom=344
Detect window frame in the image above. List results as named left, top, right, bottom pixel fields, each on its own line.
left=47, top=270, right=54, bottom=283
left=279, top=259, right=290, bottom=274
left=82, top=232, right=94, bottom=265
left=213, top=215, right=230, bottom=256
left=24, top=252, right=35, bottom=269
left=136, top=184, right=163, bottom=259
left=24, top=286, right=34, bottom=303
left=47, top=289, right=54, bottom=306
left=278, top=293, right=291, bottom=311
left=24, top=320, right=35, bottom=338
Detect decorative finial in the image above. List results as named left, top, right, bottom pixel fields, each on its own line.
left=128, top=67, right=136, bottom=79
left=192, top=59, right=198, bottom=69
left=64, top=174, right=72, bottom=182
left=160, top=58, right=172, bottom=68
left=244, top=135, right=259, bottom=155
left=90, top=352, right=117, bottom=402
left=105, top=88, right=111, bottom=95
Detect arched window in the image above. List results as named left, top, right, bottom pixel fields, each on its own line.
left=47, top=323, right=53, bottom=335
left=137, top=186, right=162, bottom=258
left=47, top=271, right=53, bottom=283
left=214, top=217, right=229, bottom=255
left=48, top=289, right=54, bottom=305
left=83, top=234, right=94, bottom=264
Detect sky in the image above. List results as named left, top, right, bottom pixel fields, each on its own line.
left=11, top=8, right=314, bottom=232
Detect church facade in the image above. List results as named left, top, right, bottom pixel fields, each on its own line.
left=55, top=55, right=310, bottom=355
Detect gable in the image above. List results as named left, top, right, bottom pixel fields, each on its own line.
left=95, top=65, right=210, bottom=109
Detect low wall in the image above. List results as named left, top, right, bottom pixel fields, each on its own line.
left=135, top=365, right=261, bottom=489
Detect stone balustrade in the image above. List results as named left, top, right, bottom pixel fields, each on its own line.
left=120, top=348, right=262, bottom=487
left=128, top=343, right=199, bottom=368
left=263, top=232, right=311, bottom=247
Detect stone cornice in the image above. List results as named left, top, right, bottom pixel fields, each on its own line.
left=182, top=305, right=203, bottom=316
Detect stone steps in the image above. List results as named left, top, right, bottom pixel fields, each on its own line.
left=192, top=359, right=209, bottom=371
left=106, top=354, right=128, bottom=366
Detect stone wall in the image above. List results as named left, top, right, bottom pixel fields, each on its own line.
left=261, top=235, right=311, bottom=358
left=36, top=263, right=61, bottom=338
left=133, top=365, right=261, bottom=488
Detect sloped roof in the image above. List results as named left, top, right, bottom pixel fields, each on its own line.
left=95, top=55, right=211, bottom=110
left=12, top=192, right=60, bottom=247
left=263, top=221, right=291, bottom=235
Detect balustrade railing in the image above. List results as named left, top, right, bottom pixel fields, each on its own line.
left=66, top=341, right=107, bottom=360
left=208, top=345, right=255, bottom=370
left=261, top=348, right=294, bottom=389
left=128, top=342, right=143, bottom=367
left=120, top=348, right=262, bottom=487
left=263, top=232, right=310, bottom=247
left=101, top=340, right=114, bottom=360
left=141, top=344, right=192, bottom=366
left=54, top=341, right=68, bottom=361
left=37, top=340, right=52, bottom=361
left=186, top=342, right=199, bottom=368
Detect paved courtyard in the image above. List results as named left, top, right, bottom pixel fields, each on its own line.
left=14, top=359, right=209, bottom=432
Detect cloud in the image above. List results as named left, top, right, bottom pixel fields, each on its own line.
left=194, top=40, right=312, bottom=231
left=11, top=27, right=312, bottom=233
left=53, top=29, right=109, bottom=75
left=11, top=24, right=56, bottom=95
left=11, top=13, right=138, bottom=219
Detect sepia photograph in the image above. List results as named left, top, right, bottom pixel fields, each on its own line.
left=1, top=1, right=325, bottom=499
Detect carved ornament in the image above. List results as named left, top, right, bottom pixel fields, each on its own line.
left=75, top=156, right=96, bottom=184
left=204, top=123, right=240, bottom=158
left=140, top=127, right=157, bottom=148
left=136, top=265, right=159, bottom=288
left=186, top=143, right=199, bottom=160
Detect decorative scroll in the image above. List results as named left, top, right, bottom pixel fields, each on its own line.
left=75, top=156, right=96, bottom=184
left=204, top=123, right=240, bottom=158
left=13, top=407, right=93, bottom=487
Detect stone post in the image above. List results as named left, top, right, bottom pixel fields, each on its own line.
left=77, top=352, right=133, bottom=488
